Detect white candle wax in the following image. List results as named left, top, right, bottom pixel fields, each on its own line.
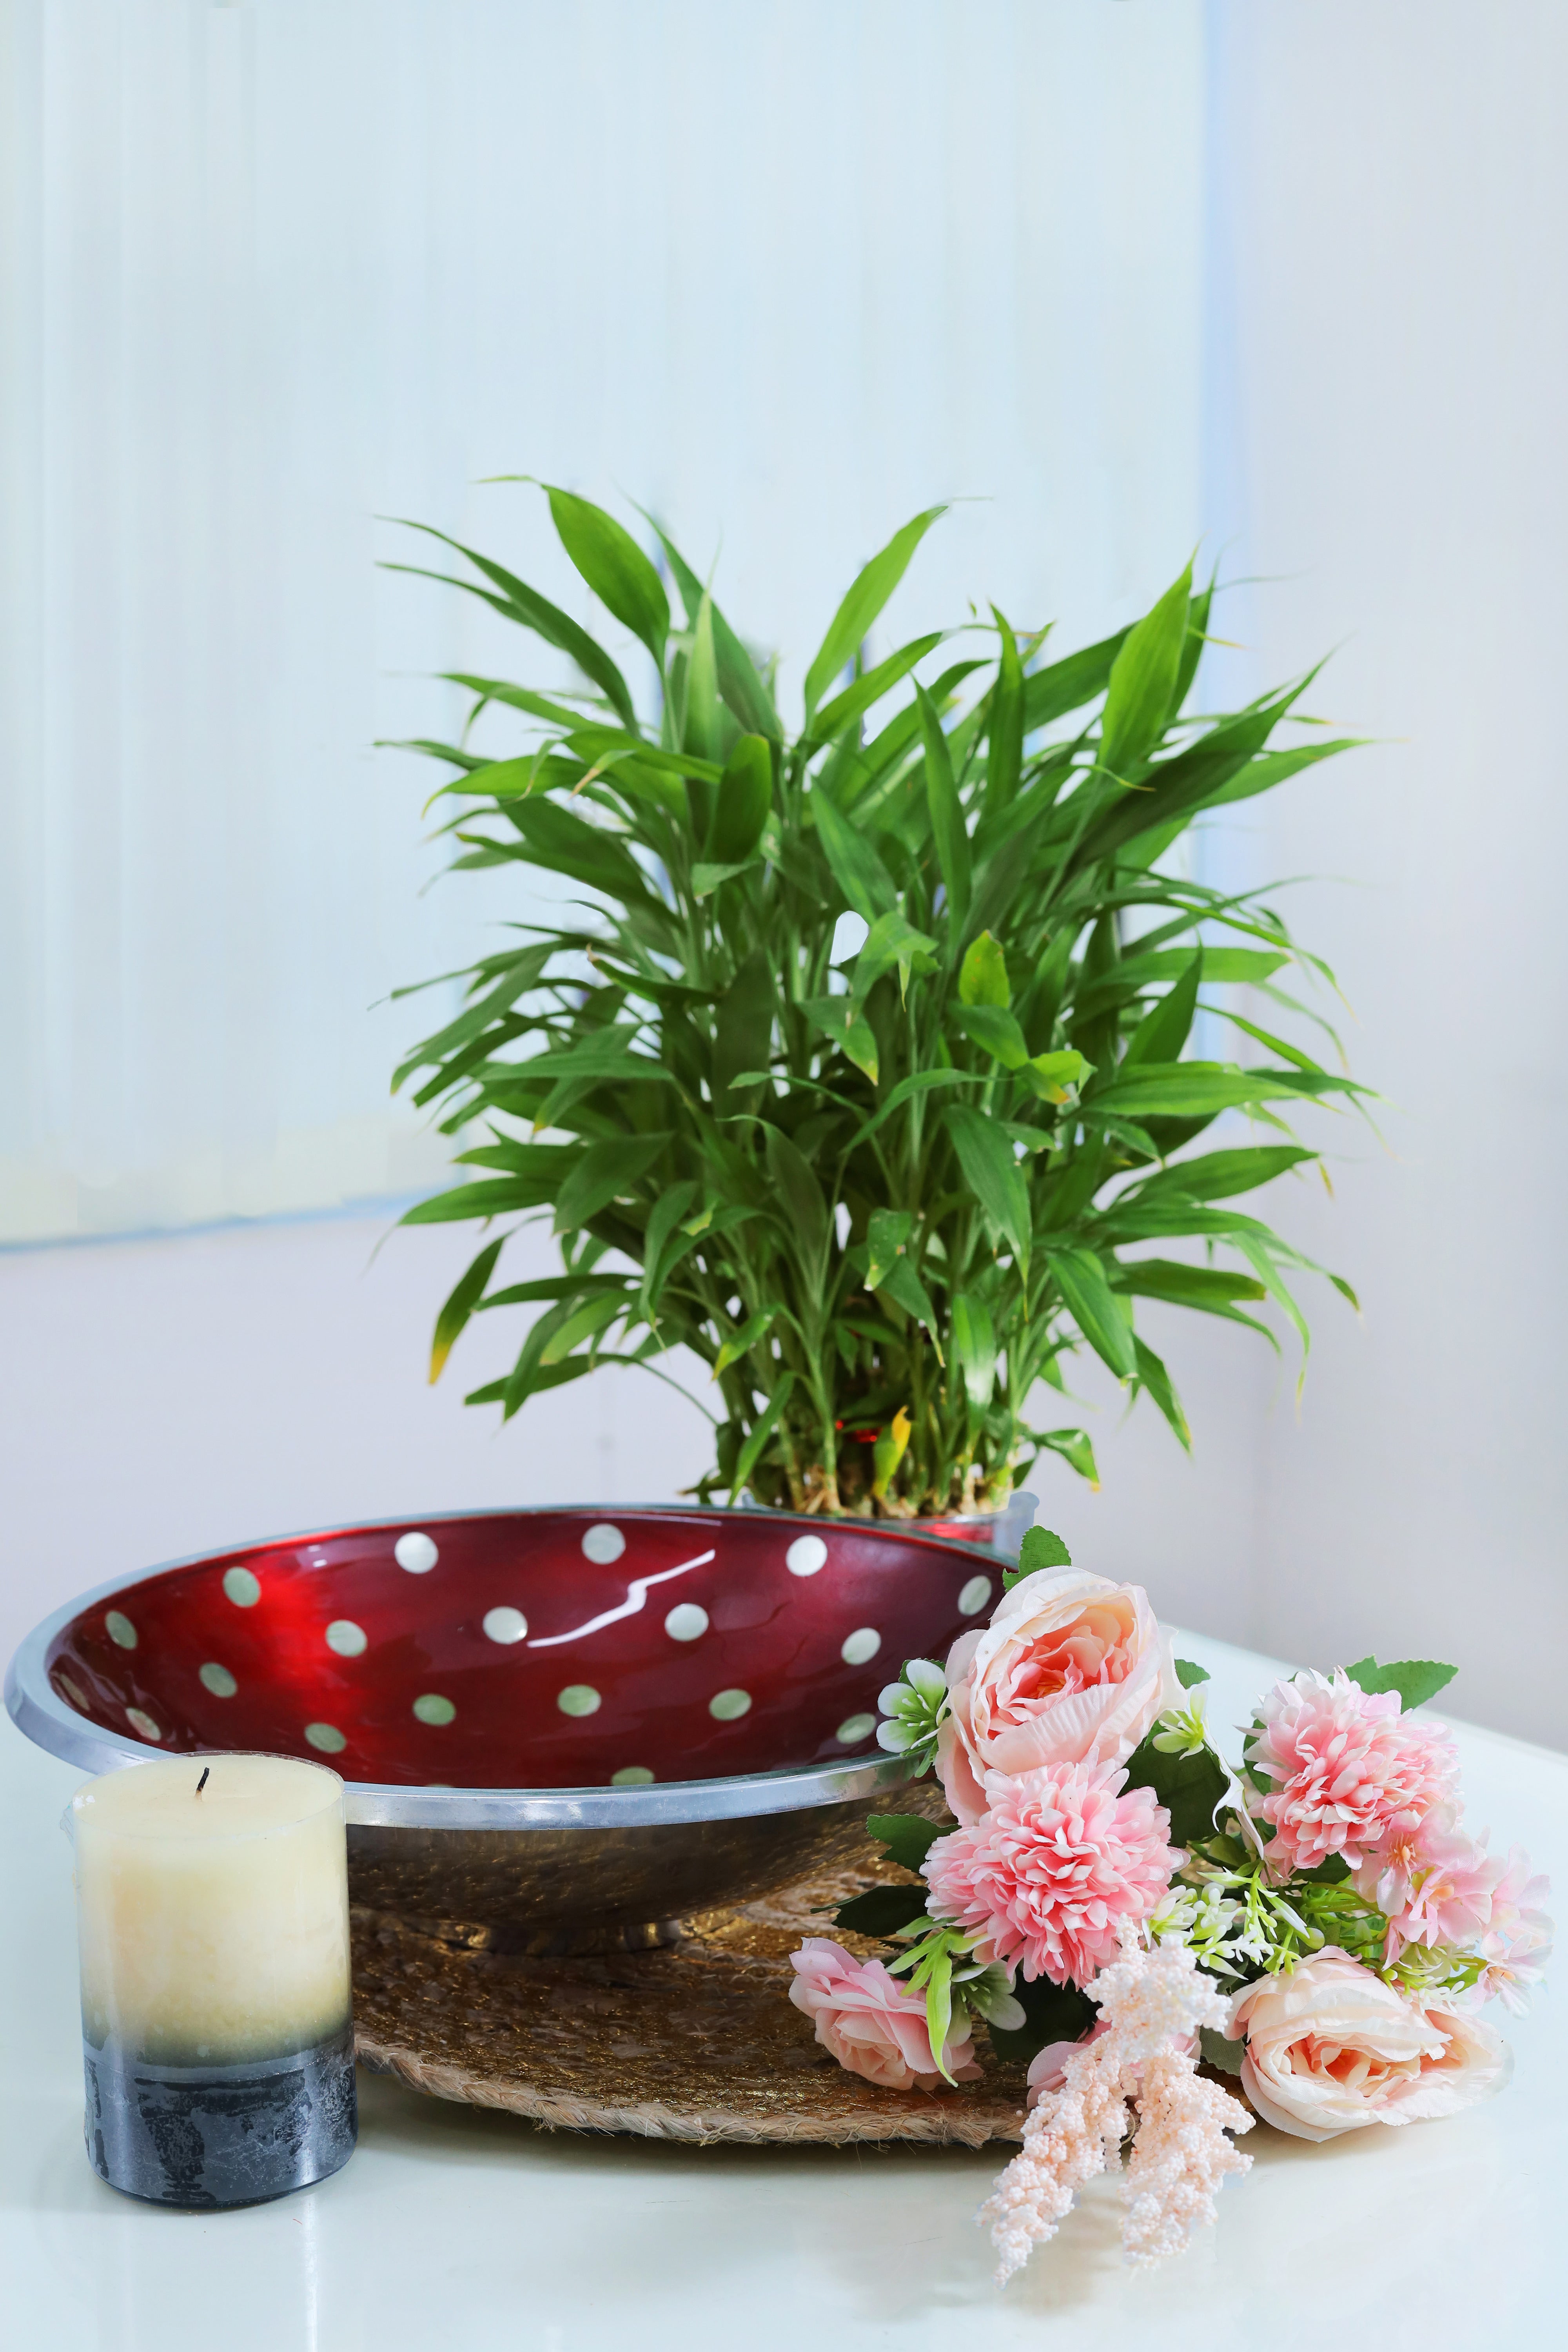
left=73, top=1753, right=352, bottom=2066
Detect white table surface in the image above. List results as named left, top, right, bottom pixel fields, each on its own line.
left=3, top=1629, right=1561, bottom=2351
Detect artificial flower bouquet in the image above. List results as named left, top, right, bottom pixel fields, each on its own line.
left=788, top=1530, right=1551, bottom=2278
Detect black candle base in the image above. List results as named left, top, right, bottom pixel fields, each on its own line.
left=83, top=2026, right=358, bottom=2209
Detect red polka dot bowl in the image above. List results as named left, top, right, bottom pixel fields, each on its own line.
left=6, top=1506, right=1002, bottom=1947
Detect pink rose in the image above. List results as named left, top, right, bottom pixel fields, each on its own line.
left=922, top=1760, right=1178, bottom=1986
left=935, top=1568, right=1179, bottom=1826
left=787, top=1938, right=982, bottom=2091
left=1247, top=1670, right=1458, bottom=1874
left=1229, top=1949, right=1511, bottom=2141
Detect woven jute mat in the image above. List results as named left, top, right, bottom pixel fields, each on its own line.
left=352, top=1851, right=1031, bottom=2147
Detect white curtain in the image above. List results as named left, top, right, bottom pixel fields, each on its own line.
left=0, top=0, right=1205, bottom=1240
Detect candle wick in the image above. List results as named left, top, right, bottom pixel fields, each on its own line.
left=196, top=1767, right=211, bottom=1796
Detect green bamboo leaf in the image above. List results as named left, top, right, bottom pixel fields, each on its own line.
left=503, top=797, right=659, bottom=906
left=639, top=1179, right=699, bottom=1310
left=1093, top=1062, right=1359, bottom=1118
left=1018, top=1050, right=1091, bottom=1105
left=544, top=486, right=670, bottom=661
left=764, top=1125, right=829, bottom=1270
left=809, top=632, right=944, bottom=744
left=915, top=682, right=971, bottom=928
left=984, top=608, right=1024, bottom=815
left=801, top=997, right=879, bottom=1083
left=851, top=910, right=939, bottom=1004
left=849, top=1069, right=980, bottom=1149
left=640, top=514, right=782, bottom=742
left=691, top=858, right=761, bottom=898
left=1031, top=1426, right=1100, bottom=1486
left=1131, top=1333, right=1191, bottom=1447
left=728, top=1371, right=797, bottom=1499
left=711, top=949, right=774, bottom=1103
left=1098, top=561, right=1192, bottom=779
left=384, top=523, right=639, bottom=730
left=1121, top=949, right=1201, bottom=1069
left=1045, top=1245, right=1138, bottom=1380
left=811, top=789, right=898, bottom=921
left=706, top=733, right=774, bottom=866
left=1207, top=736, right=1368, bottom=810
left=1021, top=627, right=1130, bottom=733
left=952, top=1003, right=1029, bottom=1069
left=803, top=506, right=947, bottom=720
left=958, top=930, right=1009, bottom=1007
left=877, top=1256, right=944, bottom=1359
left=945, top=1106, right=1031, bottom=1265
left=864, top=1207, right=913, bottom=1287
left=401, top=1176, right=547, bottom=1226
left=428, top=1237, right=504, bottom=1383
left=713, top=1308, right=777, bottom=1379
left=950, top=1291, right=996, bottom=1408
left=538, top=1288, right=628, bottom=1364
left=1126, top=1146, right=1317, bottom=1204
left=553, top=1134, right=671, bottom=1234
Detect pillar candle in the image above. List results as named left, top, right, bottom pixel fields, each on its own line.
left=71, top=1752, right=357, bottom=2207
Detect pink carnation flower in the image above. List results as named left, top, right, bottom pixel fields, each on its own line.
left=1475, top=1847, right=1553, bottom=2014
left=1248, top=1670, right=1457, bottom=1873
left=788, top=1938, right=982, bottom=2091
left=1351, top=1801, right=1503, bottom=1962
left=922, top=1761, right=1177, bottom=1986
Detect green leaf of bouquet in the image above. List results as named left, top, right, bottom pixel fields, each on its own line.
left=830, top=1884, right=933, bottom=1939
left=958, top=929, right=1010, bottom=1008
left=1198, top=2026, right=1244, bottom=2077
left=1174, top=1658, right=1211, bottom=1689
left=1343, top=1657, right=1458, bottom=1711
left=1003, top=1524, right=1073, bottom=1590
left=866, top=1813, right=942, bottom=1873
left=1121, top=1730, right=1229, bottom=1847
left=985, top=1975, right=1099, bottom=2067
left=803, top=506, right=947, bottom=720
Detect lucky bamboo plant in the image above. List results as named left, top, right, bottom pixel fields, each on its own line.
left=390, top=490, right=1364, bottom=1518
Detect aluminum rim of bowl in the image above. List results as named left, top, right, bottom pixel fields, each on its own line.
left=2, top=1504, right=995, bottom=1831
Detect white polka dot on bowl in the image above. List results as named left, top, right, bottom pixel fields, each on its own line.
left=958, top=1574, right=993, bottom=1617
left=664, top=1602, right=708, bottom=1642
left=708, top=1688, right=752, bottom=1722
left=835, top=1713, right=877, bottom=1745
left=105, top=1611, right=137, bottom=1650
left=557, top=1684, right=601, bottom=1717
left=413, top=1693, right=456, bottom=1726
left=840, top=1627, right=881, bottom=1666
left=222, top=1566, right=261, bottom=1609
left=581, top=1523, right=626, bottom=1564
left=483, top=1606, right=528, bottom=1645
left=325, top=1620, right=368, bottom=1658
left=199, top=1662, right=238, bottom=1698
left=611, top=1766, right=655, bottom=1786
left=126, top=1707, right=161, bottom=1742
left=394, top=1532, right=439, bottom=1574
left=305, top=1722, right=346, bottom=1753
left=785, top=1534, right=828, bottom=1578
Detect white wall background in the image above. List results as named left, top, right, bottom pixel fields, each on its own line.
left=4, top=1, right=1567, bottom=1749
left=0, top=0, right=1203, bottom=1238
